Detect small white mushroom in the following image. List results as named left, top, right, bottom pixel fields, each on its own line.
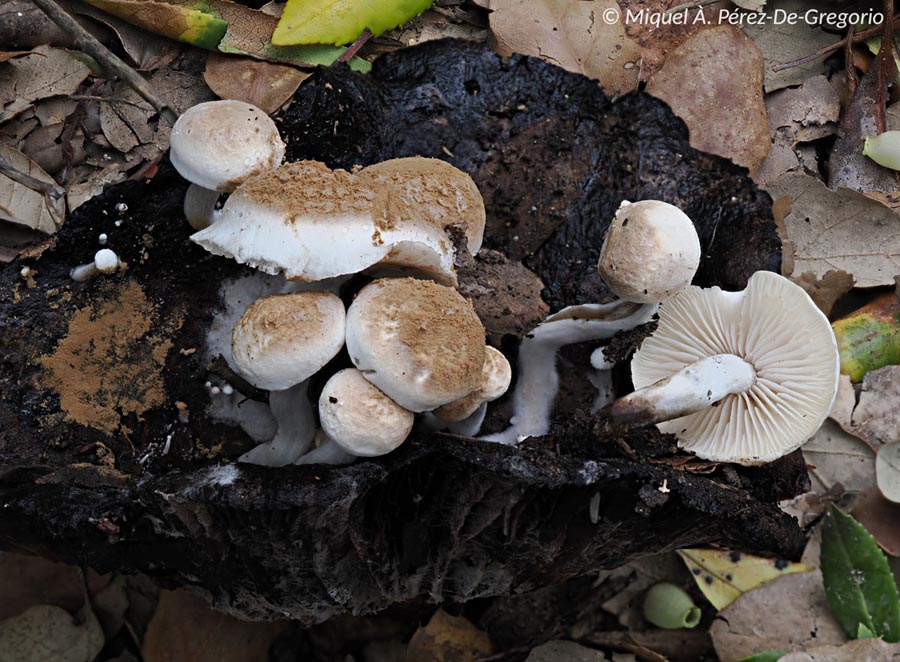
left=598, top=200, right=701, bottom=303
left=602, top=271, right=840, bottom=465
left=169, top=100, right=286, bottom=229
left=434, top=347, right=512, bottom=422
left=317, top=368, right=414, bottom=457
left=70, top=249, right=120, bottom=281
left=345, top=278, right=486, bottom=412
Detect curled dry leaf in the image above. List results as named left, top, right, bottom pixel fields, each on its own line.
left=489, top=0, right=642, bottom=97
left=75, top=3, right=180, bottom=71
left=878, top=443, right=900, bottom=503
left=0, top=45, right=90, bottom=123
left=203, top=54, right=309, bottom=115
left=645, top=25, right=770, bottom=174
left=0, top=144, right=64, bottom=235
left=764, top=171, right=900, bottom=288
left=850, top=366, right=900, bottom=446
left=709, top=571, right=847, bottom=662
left=802, top=420, right=875, bottom=495
left=792, top=270, right=855, bottom=317
left=852, top=488, right=900, bottom=556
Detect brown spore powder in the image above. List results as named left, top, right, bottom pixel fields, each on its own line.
left=39, top=281, right=175, bottom=435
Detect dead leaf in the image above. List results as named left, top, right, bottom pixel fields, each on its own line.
left=852, top=366, right=900, bottom=446
left=743, top=0, right=835, bottom=93
left=764, top=171, right=900, bottom=288
left=0, top=1, right=102, bottom=50
left=525, top=640, right=607, bottom=661
left=0, top=51, right=36, bottom=63
left=709, top=571, right=847, bottom=662
left=387, top=9, right=488, bottom=48
left=141, top=590, right=286, bottom=662
left=0, top=143, right=64, bottom=234
left=792, top=271, right=855, bottom=317
left=645, top=25, right=770, bottom=174
left=0, top=46, right=90, bottom=124
left=779, top=637, right=900, bottom=661
left=76, top=4, right=181, bottom=71
left=802, top=419, right=875, bottom=494
left=599, top=554, right=688, bottom=629
left=203, top=54, right=308, bottom=115
left=852, top=488, right=900, bottom=556
left=406, top=609, right=494, bottom=662
left=0, top=604, right=104, bottom=662
left=489, top=0, right=642, bottom=98
left=765, top=75, right=841, bottom=142
left=0, top=220, right=45, bottom=264
left=734, top=0, right=766, bottom=9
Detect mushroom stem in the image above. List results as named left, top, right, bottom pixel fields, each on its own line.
left=238, top=382, right=316, bottom=466
left=600, top=353, right=756, bottom=430
left=294, top=438, right=356, bottom=466
left=183, top=184, right=222, bottom=231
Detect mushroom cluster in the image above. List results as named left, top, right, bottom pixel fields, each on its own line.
left=169, top=100, right=510, bottom=466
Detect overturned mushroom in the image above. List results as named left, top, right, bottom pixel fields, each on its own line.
left=169, top=100, right=286, bottom=230
left=190, top=158, right=484, bottom=284
left=232, top=291, right=346, bottom=466
left=346, top=278, right=486, bottom=412
left=601, top=271, right=840, bottom=465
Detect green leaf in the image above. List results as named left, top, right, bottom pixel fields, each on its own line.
left=821, top=504, right=900, bottom=642
left=736, top=651, right=788, bottom=662
left=273, top=0, right=434, bottom=46
left=858, top=623, right=877, bottom=639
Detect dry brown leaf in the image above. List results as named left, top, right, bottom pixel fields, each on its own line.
left=743, top=0, right=835, bottom=93
left=525, top=640, right=607, bottom=661
left=76, top=4, right=180, bottom=71
left=489, top=0, right=642, bottom=98
left=0, top=604, right=104, bottom=662
left=764, top=171, right=900, bottom=288
left=852, top=366, right=900, bottom=445
left=0, top=45, right=90, bottom=124
left=387, top=9, right=488, bottom=48
left=406, top=609, right=494, bottom=662
left=765, top=75, right=841, bottom=141
left=0, top=143, right=64, bottom=235
left=709, top=571, right=847, bottom=662
left=792, top=271, right=855, bottom=317
left=645, top=25, right=770, bottom=174
left=852, top=488, right=900, bottom=556
left=141, top=590, right=286, bottom=662
left=802, top=420, right=875, bottom=494
left=779, top=637, right=900, bottom=661
left=0, top=51, right=36, bottom=63
left=203, top=54, right=308, bottom=115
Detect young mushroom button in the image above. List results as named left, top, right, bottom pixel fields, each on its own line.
left=345, top=278, right=487, bottom=412
left=318, top=368, right=415, bottom=457
left=434, top=346, right=512, bottom=422
left=598, top=200, right=701, bottom=303
left=169, top=100, right=286, bottom=230
left=231, top=291, right=346, bottom=391
left=602, top=271, right=840, bottom=465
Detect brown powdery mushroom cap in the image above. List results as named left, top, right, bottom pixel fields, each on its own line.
left=631, top=271, right=840, bottom=465
left=434, top=346, right=512, bottom=422
left=345, top=278, right=486, bottom=412
left=190, top=158, right=485, bottom=284
left=169, top=100, right=285, bottom=193
left=231, top=291, right=346, bottom=391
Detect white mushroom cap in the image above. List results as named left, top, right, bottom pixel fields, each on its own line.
left=190, top=161, right=458, bottom=284
left=94, top=249, right=119, bottom=274
left=170, top=100, right=285, bottom=193
left=360, top=157, right=486, bottom=255
left=598, top=200, right=701, bottom=303
left=318, top=368, right=414, bottom=457
left=231, top=291, right=346, bottom=391
left=434, top=346, right=512, bottom=422
left=345, top=278, right=486, bottom=412
left=631, top=271, right=840, bottom=465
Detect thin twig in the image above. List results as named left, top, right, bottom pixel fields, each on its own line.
left=70, top=94, right=157, bottom=111
left=336, top=28, right=373, bottom=63
left=844, top=26, right=859, bottom=95
left=773, top=13, right=900, bottom=72
left=30, top=0, right=178, bottom=125
left=0, top=154, right=64, bottom=200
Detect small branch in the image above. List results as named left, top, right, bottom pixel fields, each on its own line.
left=336, top=28, right=373, bottom=63
left=0, top=154, right=64, bottom=201
left=30, top=0, right=178, bottom=125
left=773, top=13, right=900, bottom=72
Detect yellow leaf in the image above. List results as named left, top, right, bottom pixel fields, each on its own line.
left=678, top=548, right=813, bottom=610
left=273, top=0, right=433, bottom=46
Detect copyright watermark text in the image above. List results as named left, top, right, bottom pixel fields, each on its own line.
left=603, top=8, right=884, bottom=30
